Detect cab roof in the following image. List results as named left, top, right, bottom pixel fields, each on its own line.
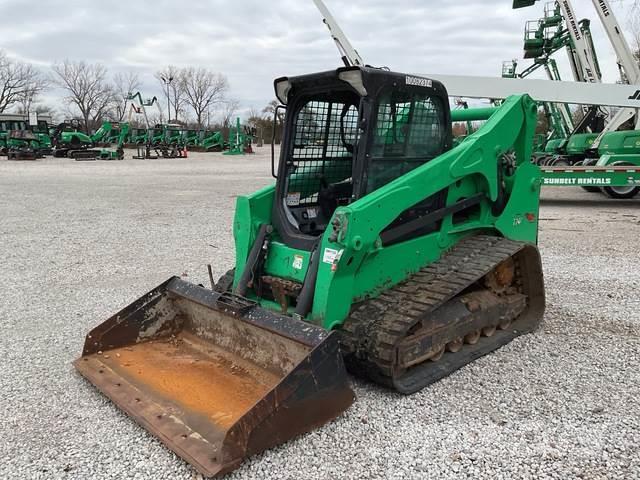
left=274, top=66, right=449, bottom=105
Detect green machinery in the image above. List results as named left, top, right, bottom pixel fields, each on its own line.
left=52, top=121, right=129, bottom=160
left=454, top=106, right=640, bottom=198
left=510, top=4, right=618, bottom=168
left=76, top=67, right=548, bottom=476
left=450, top=100, right=496, bottom=145
left=502, top=57, right=573, bottom=156
left=509, top=7, right=604, bottom=160
left=149, top=124, right=187, bottom=158
left=125, top=92, right=170, bottom=160
left=144, top=124, right=182, bottom=148
left=5, top=130, right=42, bottom=160
left=35, top=131, right=53, bottom=155
left=199, top=130, right=225, bottom=151
left=180, top=128, right=201, bottom=148
left=96, top=123, right=130, bottom=161
left=51, top=121, right=93, bottom=157
left=92, top=121, right=126, bottom=144
left=132, top=123, right=186, bottom=159
left=512, top=0, right=640, bottom=197
left=162, top=124, right=183, bottom=147
left=148, top=125, right=165, bottom=146
left=127, top=118, right=255, bottom=155
left=185, top=120, right=254, bottom=154
left=0, top=114, right=52, bottom=156
left=72, top=0, right=640, bottom=468
left=102, top=123, right=129, bottom=146
left=128, top=127, right=149, bottom=146
left=523, top=10, right=600, bottom=80
left=224, top=117, right=254, bottom=155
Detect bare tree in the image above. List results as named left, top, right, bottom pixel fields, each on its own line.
left=263, top=99, right=284, bottom=121
left=263, top=99, right=285, bottom=143
left=246, top=107, right=265, bottom=131
left=155, top=66, right=185, bottom=123
left=247, top=107, right=269, bottom=145
left=113, top=71, right=141, bottom=122
left=16, top=75, right=49, bottom=115
left=181, top=68, right=229, bottom=128
left=219, top=99, right=240, bottom=129
left=247, top=107, right=261, bottom=122
left=0, top=50, right=48, bottom=113
left=52, top=60, right=114, bottom=132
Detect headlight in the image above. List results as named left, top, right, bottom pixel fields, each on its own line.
left=338, top=69, right=368, bottom=97
left=275, top=78, right=292, bottom=104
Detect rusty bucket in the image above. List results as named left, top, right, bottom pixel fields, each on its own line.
left=74, top=277, right=354, bottom=477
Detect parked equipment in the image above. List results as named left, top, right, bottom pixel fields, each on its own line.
left=224, top=117, right=254, bottom=155
left=153, top=124, right=187, bottom=158
left=50, top=121, right=130, bottom=161
left=198, top=130, right=225, bottom=151
left=51, top=121, right=98, bottom=159
left=0, top=113, right=53, bottom=156
left=96, top=123, right=130, bottom=161
left=449, top=106, right=640, bottom=198
left=5, top=130, right=42, bottom=160
left=127, top=93, right=164, bottom=159
left=512, top=0, right=640, bottom=197
left=181, top=128, right=201, bottom=148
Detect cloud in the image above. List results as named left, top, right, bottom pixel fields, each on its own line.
left=0, top=0, right=634, bottom=119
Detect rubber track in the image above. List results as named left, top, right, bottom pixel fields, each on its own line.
left=340, top=235, right=534, bottom=392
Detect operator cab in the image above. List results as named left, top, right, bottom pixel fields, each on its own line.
left=272, top=67, right=452, bottom=250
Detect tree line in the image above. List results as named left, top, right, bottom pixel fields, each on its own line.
left=0, top=50, right=240, bottom=133
left=1, top=13, right=639, bottom=138
left=247, top=100, right=285, bottom=145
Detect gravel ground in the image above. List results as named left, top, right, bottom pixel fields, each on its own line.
left=1, top=148, right=639, bottom=480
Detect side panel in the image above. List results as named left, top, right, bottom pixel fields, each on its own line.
left=598, top=131, right=640, bottom=156
left=310, top=95, right=540, bottom=329
left=263, top=242, right=311, bottom=283
left=542, top=163, right=640, bottom=187
left=233, top=184, right=276, bottom=288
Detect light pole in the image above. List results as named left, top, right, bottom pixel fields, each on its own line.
left=161, top=75, right=174, bottom=123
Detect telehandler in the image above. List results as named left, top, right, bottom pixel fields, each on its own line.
left=75, top=66, right=546, bottom=476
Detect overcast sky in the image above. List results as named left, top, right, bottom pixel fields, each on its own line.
left=0, top=0, right=636, bottom=120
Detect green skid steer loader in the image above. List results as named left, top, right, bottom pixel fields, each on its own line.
left=75, top=66, right=545, bottom=477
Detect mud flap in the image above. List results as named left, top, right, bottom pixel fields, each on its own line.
left=74, top=277, right=354, bottom=477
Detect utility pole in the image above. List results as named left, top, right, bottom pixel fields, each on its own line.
left=161, top=75, right=174, bottom=123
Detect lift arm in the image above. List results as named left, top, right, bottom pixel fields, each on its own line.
left=516, top=0, right=640, bottom=138
left=545, top=58, right=574, bottom=132
left=310, top=0, right=640, bottom=111
left=515, top=0, right=601, bottom=84
left=126, top=93, right=162, bottom=130
left=312, top=0, right=364, bottom=67
left=588, top=0, right=640, bottom=136
left=590, top=0, right=640, bottom=84
left=421, top=73, right=640, bottom=109
left=116, top=123, right=130, bottom=149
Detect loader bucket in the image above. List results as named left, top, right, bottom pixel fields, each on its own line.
left=74, top=277, right=354, bottom=477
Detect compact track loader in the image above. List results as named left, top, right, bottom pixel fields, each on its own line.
left=75, top=67, right=545, bottom=477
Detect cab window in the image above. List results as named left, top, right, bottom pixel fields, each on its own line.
left=368, top=89, right=446, bottom=193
